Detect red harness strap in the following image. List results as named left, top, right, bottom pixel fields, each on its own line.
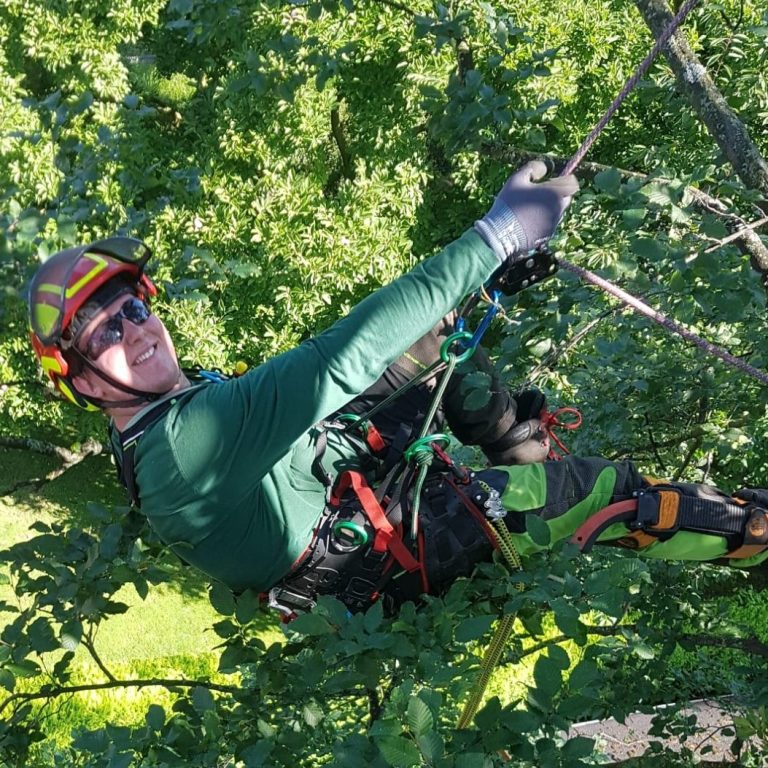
left=570, top=499, right=639, bottom=553
left=365, top=423, right=387, bottom=454
left=331, top=471, right=421, bottom=573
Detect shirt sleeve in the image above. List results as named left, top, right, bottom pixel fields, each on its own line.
left=167, top=230, right=500, bottom=489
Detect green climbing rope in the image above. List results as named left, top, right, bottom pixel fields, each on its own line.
left=457, top=509, right=525, bottom=729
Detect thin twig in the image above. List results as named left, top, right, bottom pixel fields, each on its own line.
left=81, top=635, right=116, bottom=683
left=703, top=215, right=768, bottom=253
left=644, top=412, right=668, bottom=474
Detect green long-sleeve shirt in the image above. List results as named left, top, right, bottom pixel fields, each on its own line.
left=119, top=230, right=501, bottom=592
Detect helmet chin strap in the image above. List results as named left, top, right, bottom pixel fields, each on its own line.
left=74, top=350, right=182, bottom=410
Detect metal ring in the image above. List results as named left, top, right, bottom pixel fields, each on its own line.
left=403, top=433, right=451, bottom=462
left=440, top=331, right=475, bottom=363
left=332, top=520, right=369, bottom=548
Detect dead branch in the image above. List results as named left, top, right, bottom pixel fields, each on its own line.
left=0, top=436, right=106, bottom=495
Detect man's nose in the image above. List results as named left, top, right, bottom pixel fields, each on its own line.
left=121, top=316, right=147, bottom=346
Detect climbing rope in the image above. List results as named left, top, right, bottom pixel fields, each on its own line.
left=553, top=0, right=768, bottom=388
left=561, top=0, right=702, bottom=176
left=556, top=260, right=768, bottom=387
left=457, top=481, right=524, bottom=729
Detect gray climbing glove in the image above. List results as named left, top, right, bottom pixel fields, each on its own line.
left=474, top=160, right=579, bottom=263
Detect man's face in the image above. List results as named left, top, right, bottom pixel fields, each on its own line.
left=73, top=293, right=181, bottom=399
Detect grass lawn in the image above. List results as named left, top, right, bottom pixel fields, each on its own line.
left=0, top=447, right=260, bottom=756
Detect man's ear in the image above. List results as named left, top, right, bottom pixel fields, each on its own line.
left=70, top=368, right=106, bottom=401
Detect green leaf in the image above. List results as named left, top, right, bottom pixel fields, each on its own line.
left=363, top=599, right=383, bottom=634
left=532, top=655, right=562, bottom=700
left=455, top=614, right=496, bottom=642
left=235, top=589, right=259, bottom=625
left=191, top=685, right=215, bottom=712
left=99, top=523, right=123, bottom=559
left=240, top=740, right=274, bottom=766
left=7, top=660, right=41, bottom=678
left=417, top=731, right=443, bottom=762
left=213, top=619, right=238, bottom=638
left=562, top=735, right=595, bottom=759
left=641, top=179, right=679, bottom=206
left=552, top=601, right=584, bottom=641
left=455, top=754, right=487, bottom=768
left=0, top=668, right=15, bottom=692
left=107, top=754, right=133, bottom=768
left=547, top=644, right=570, bottom=670
left=289, top=612, right=335, bottom=636
left=209, top=582, right=236, bottom=615
left=631, top=237, right=665, bottom=260
left=525, top=514, right=551, bottom=547
left=146, top=704, right=165, bottom=731
left=621, top=208, right=647, bottom=228
left=302, top=701, right=323, bottom=727
left=60, top=620, right=83, bottom=652
left=568, top=660, right=600, bottom=691
left=594, top=167, right=621, bottom=194
left=377, top=735, right=421, bottom=767
left=28, top=618, right=59, bottom=653
left=407, top=696, right=433, bottom=737
left=632, top=641, right=655, bottom=660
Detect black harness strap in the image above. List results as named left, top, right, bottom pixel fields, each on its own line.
left=111, top=397, right=179, bottom=506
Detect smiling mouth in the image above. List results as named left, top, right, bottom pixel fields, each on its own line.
left=134, top=344, right=157, bottom=366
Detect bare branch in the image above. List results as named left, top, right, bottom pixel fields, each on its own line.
left=0, top=677, right=241, bottom=719
left=82, top=634, right=117, bottom=683
left=0, top=436, right=106, bottom=495
left=330, top=102, right=354, bottom=182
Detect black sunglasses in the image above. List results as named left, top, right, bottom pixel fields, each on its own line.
left=77, top=297, right=152, bottom=360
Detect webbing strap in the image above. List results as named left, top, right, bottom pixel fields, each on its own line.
left=332, top=471, right=421, bottom=573
left=572, top=490, right=757, bottom=555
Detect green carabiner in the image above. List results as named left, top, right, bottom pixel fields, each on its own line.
left=403, top=433, right=451, bottom=462
left=440, top=331, right=475, bottom=364
left=332, top=520, right=369, bottom=548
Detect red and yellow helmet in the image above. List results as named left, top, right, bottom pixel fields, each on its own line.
left=28, top=237, right=157, bottom=410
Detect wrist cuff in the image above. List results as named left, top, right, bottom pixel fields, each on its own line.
left=474, top=206, right=527, bottom=263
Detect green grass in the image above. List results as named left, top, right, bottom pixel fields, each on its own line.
left=0, top=447, right=249, bottom=758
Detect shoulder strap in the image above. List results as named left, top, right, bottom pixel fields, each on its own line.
left=112, top=398, right=179, bottom=507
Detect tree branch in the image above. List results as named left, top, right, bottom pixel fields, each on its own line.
left=634, top=0, right=768, bottom=198
left=504, top=624, right=768, bottom=663
left=330, top=101, right=354, bottom=182
left=367, top=0, right=417, bottom=17
left=367, top=686, right=382, bottom=726
left=82, top=634, right=117, bottom=683
left=0, top=677, right=241, bottom=719
left=0, top=436, right=106, bottom=495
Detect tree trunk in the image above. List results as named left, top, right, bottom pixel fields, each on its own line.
left=634, top=0, right=768, bottom=198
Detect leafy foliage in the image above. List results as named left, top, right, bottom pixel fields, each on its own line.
left=1, top=0, right=768, bottom=764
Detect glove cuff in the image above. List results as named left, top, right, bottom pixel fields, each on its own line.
left=474, top=205, right=528, bottom=263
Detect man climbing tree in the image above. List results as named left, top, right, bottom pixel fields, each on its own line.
left=27, top=161, right=768, bottom=619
